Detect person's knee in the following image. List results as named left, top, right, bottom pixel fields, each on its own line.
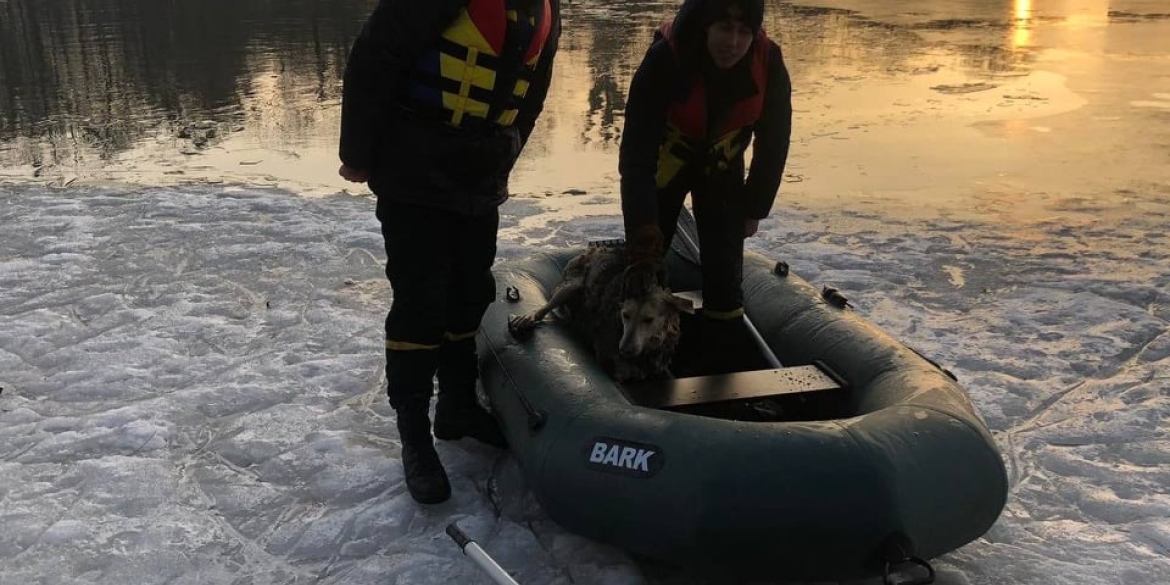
left=444, top=270, right=495, bottom=333
left=387, top=295, right=447, bottom=349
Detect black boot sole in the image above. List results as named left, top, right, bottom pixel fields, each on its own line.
left=407, top=482, right=451, bottom=505
left=401, top=443, right=451, bottom=504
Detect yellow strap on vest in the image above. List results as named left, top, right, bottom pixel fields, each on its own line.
left=656, top=125, right=752, bottom=188
left=452, top=47, right=480, bottom=126
left=422, top=2, right=538, bottom=127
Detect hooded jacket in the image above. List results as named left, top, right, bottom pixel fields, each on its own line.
left=619, top=0, right=792, bottom=235
left=340, top=0, right=562, bottom=216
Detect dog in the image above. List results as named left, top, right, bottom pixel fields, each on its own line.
left=508, top=245, right=694, bottom=382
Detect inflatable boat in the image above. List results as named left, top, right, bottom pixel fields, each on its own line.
left=476, top=221, right=1008, bottom=582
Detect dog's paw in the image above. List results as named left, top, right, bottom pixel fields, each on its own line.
left=507, top=314, right=542, bottom=340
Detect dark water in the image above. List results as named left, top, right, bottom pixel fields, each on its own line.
left=0, top=0, right=364, bottom=164
left=1, top=0, right=1167, bottom=208
left=0, top=0, right=1025, bottom=166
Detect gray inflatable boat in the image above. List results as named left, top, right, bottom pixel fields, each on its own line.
left=477, top=222, right=1008, bottom=582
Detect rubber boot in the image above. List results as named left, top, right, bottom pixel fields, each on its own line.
left=697, top=316, right=748, bottom=375
left=433, top=337, right=508, bottom=448
left=704, top=316, right=773, bottom=374
left=387, top=349, right=450, bottom=504
left=395, top=401, right=450, bottom=504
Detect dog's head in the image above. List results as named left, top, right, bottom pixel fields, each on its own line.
left=617, top=262, right=695, bottom=359
left=619, top=261, right=667, bottom=300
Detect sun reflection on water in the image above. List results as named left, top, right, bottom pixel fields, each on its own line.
left=1013, top=0, right=1033, bottom=48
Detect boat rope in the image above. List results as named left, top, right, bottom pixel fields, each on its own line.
left=487, top=329, right=547, bottom=432
left=907, top=345, right=959, bottom=382
left=492, top=282, right=547, bottom=432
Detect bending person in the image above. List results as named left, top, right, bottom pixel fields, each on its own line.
left=620, top=0, right=792, bottom=369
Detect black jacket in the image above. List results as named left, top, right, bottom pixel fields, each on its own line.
left=619, top=0, right=792, bottom=232
left=340, top=0, right=561, bottom=216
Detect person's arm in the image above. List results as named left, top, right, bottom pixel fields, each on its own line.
left=619, top=41, right=674, bottom=262
left=339, top=0, right=466, bottom=172
left=741, top=41, right=793, bottom=220
left=513, top=0, right=563, bottom=148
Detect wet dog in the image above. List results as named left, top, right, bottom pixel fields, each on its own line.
left=508, top=245, right=694, bottom=382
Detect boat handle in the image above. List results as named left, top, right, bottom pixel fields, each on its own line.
left=880, top=532, right=935, bottom=585
left=526, top=409, right=547, bottom=432
left=883, top=556, right=935, bottom=585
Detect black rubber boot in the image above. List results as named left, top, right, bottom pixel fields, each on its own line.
left=433, top=338, right=508, bottom=448
left=395, top=404, right=451, bottom=504
left=386, top=348, right=450, bottom=504
left=696, top=316, right=755, bottom=375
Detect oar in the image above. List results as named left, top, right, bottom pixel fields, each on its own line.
left=445, top=523, right=520, bottom=585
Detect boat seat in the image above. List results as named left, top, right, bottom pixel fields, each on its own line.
left=622, top=289, right=847, bottom=409
left=621, top=363, right=844, bottom=410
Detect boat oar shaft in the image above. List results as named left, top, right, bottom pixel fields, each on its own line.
left=445, top=523, right=520, bottom=585
left=742, top=314, right=783, bottom=368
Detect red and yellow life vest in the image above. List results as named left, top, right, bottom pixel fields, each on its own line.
left=655, top=20, right=770, bottom=188
left=406, top=0, right=553, bottom=129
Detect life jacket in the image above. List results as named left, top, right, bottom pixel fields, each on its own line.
left=405, top=0, right=553, bottom=130
left=655, top=20, right=770, bottom=189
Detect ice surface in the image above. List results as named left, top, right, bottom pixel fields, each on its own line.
left=1, top=182, right=1167, bottom=584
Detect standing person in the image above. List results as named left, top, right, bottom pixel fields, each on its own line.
left=619, top=0, right=792, bottom=369
left=338, top=0, right=561, bottom=505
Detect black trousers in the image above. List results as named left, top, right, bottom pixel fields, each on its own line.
left=655, top=185, right=746, bottom=319
left=379, top=200, right=499, bottom=409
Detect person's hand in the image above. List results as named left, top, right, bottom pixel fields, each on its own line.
left=338, top=164, right=370, bottom=183
left=743, top=218, right=760, bottom=238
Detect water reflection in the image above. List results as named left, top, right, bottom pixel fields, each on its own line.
left=1013, top=0, right=1033, bottom=48
left=0, top=0, right=1152, bottom=196
left=0, top=0, right=363, bottom=167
